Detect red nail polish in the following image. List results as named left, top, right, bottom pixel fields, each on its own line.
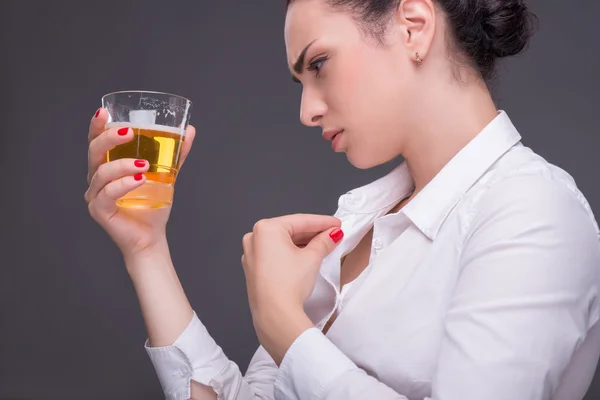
left=134, top=159, right=146, bottom=168
left=329, top=228, right=344, bottom=244
left=94, top=108, right=101, bottom=118
left=118, top=127, right=129, bottom=136
left=134, top=173, right=144, bottom=181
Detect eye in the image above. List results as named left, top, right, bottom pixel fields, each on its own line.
left=307, top=56, right=329, bottom=77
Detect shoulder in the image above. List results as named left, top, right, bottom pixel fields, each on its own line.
left=465, top=143, right=599, bottom=241
left=458, top=143, right=600, bottom=286
left=457, top=144, right=600, bottom=327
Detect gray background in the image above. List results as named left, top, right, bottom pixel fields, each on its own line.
left=1, top=0, right=599, bottom=399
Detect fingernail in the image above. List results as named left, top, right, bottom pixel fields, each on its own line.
left=134, top=159, right=146, bottom=168
left=118, top=127, right=129, bottom=136
left=134, top=173, right=144, bottom=181
left=329, top=228, right=344, bottom=244
left=94, top=108, right=101, bottom=118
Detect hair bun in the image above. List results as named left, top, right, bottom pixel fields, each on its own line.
left=480, top=0, right=537, bottom=58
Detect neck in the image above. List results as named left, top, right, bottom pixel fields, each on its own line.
left=402, top=77, right=499, bottom=195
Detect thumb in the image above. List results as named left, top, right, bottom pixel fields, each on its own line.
left=304, top=227, right=344, bottom=260
left=178, top=125, right=196, bottom=170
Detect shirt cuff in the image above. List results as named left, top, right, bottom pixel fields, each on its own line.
left=145, top=311, right=230, bottom=400
left=274, top=327, right=358, bottom=400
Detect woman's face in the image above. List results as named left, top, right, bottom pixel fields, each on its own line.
left=284, top=0, right=419, bottom=169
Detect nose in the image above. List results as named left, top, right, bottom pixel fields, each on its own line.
left=299, top=86, right=326, bottom=127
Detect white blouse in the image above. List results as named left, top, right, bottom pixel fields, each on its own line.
left=145, top=111, right=600, bottom=400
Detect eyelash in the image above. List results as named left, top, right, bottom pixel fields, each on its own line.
left=307, top=56, right=329, bottom=77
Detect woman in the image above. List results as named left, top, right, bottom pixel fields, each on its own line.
left=85, top=0, right=600, bottom=399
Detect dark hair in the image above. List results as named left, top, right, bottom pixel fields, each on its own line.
left=285, top=0, right=537, bottom=81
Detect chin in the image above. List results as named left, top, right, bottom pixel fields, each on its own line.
left=345, top=149, right=391, bottom=170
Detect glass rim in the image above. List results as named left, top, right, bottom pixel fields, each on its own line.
left=102, top=90, right=192, bottom=105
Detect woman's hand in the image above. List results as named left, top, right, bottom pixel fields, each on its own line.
left=84, top=108, right=196, bottom=261
left=241, top=214, right=344, bottom=365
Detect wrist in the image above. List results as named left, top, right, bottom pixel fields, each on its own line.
left=257, top=307, right=314, bottom=366
left=122, top=238, right=172, bottom=278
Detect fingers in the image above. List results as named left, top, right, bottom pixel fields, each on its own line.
left=304, top=227, right=344, bottom=260
left=88, top=108, right=195, bottom=181
left=241, top=215, right=343, bottom=269
left=255, top=214, right=341, bottom=238
left=242, top=232, right=253, bottom=252
left=88, top=107, right=107, bottom=143
left=291, top=231, right=322, bottom=247
left=85, top=158, right=149, bottom=204
left=87, top=126, right=135, bottom=184
left=178, top=125, right=196, bottom=170
left=89, top=174, right=148, bottom=215
left=241, top=232, right=254, bottom=271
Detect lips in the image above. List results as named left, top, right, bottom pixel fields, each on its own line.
left=323, top=129, right=344, bottom=141
left=331, top=131, right=344, bottom=151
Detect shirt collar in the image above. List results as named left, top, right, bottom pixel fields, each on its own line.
left=337, top=110, right=522, bottom=240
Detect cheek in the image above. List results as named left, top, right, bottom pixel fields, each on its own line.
left=347, top=56, right=410, bottom=137
left=344, top=56, right=415, bottom=167
left=323, top=45, right=415, bottom=162
left=326, top=54, right=392, bottom=119
left=323, top=57, right=363, bottom=114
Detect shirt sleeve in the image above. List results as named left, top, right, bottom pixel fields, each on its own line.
left=273, top=174, right=600, bottom=400
left=145, top=311, right=279, bottom=400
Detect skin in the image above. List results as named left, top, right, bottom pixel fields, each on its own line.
left=85, top=1, right=502, bottom=398
left=286, top=0, right=498, bottom=194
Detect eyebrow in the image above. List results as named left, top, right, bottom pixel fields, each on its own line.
left=291, top=39, right=317, bottom=83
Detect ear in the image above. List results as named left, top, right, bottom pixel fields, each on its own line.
left=394, top=0, right=436, bottom=62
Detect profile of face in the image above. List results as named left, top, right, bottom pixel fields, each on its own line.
left=284, top=0, right=431, bottom=169
left=284, top=0, right=534, bottom=170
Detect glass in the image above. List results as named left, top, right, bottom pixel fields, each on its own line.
left=101, top=90, right=192, bottom=209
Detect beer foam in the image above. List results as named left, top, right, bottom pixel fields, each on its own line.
left=130, top=109, right=157, bottom=125
left=105, top=122, right=185, bottom=136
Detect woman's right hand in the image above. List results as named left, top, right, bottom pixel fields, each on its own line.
left=84, top=108, right=196, bottom=259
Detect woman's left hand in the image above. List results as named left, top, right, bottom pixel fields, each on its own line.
left=241, top=214, right=344, bottom=365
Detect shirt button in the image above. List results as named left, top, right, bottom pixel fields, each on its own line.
left=345, top=191, right=359, bottom=204
left=373, top=237, right=383, bottom=250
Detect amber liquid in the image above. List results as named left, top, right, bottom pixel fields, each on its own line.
left=106, top=122, right=185, bottom=209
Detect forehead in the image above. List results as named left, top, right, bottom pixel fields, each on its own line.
left=284, top=0, right=354, bottom=63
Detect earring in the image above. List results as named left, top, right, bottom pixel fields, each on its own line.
left=415, top=52, right=422, bottom=65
